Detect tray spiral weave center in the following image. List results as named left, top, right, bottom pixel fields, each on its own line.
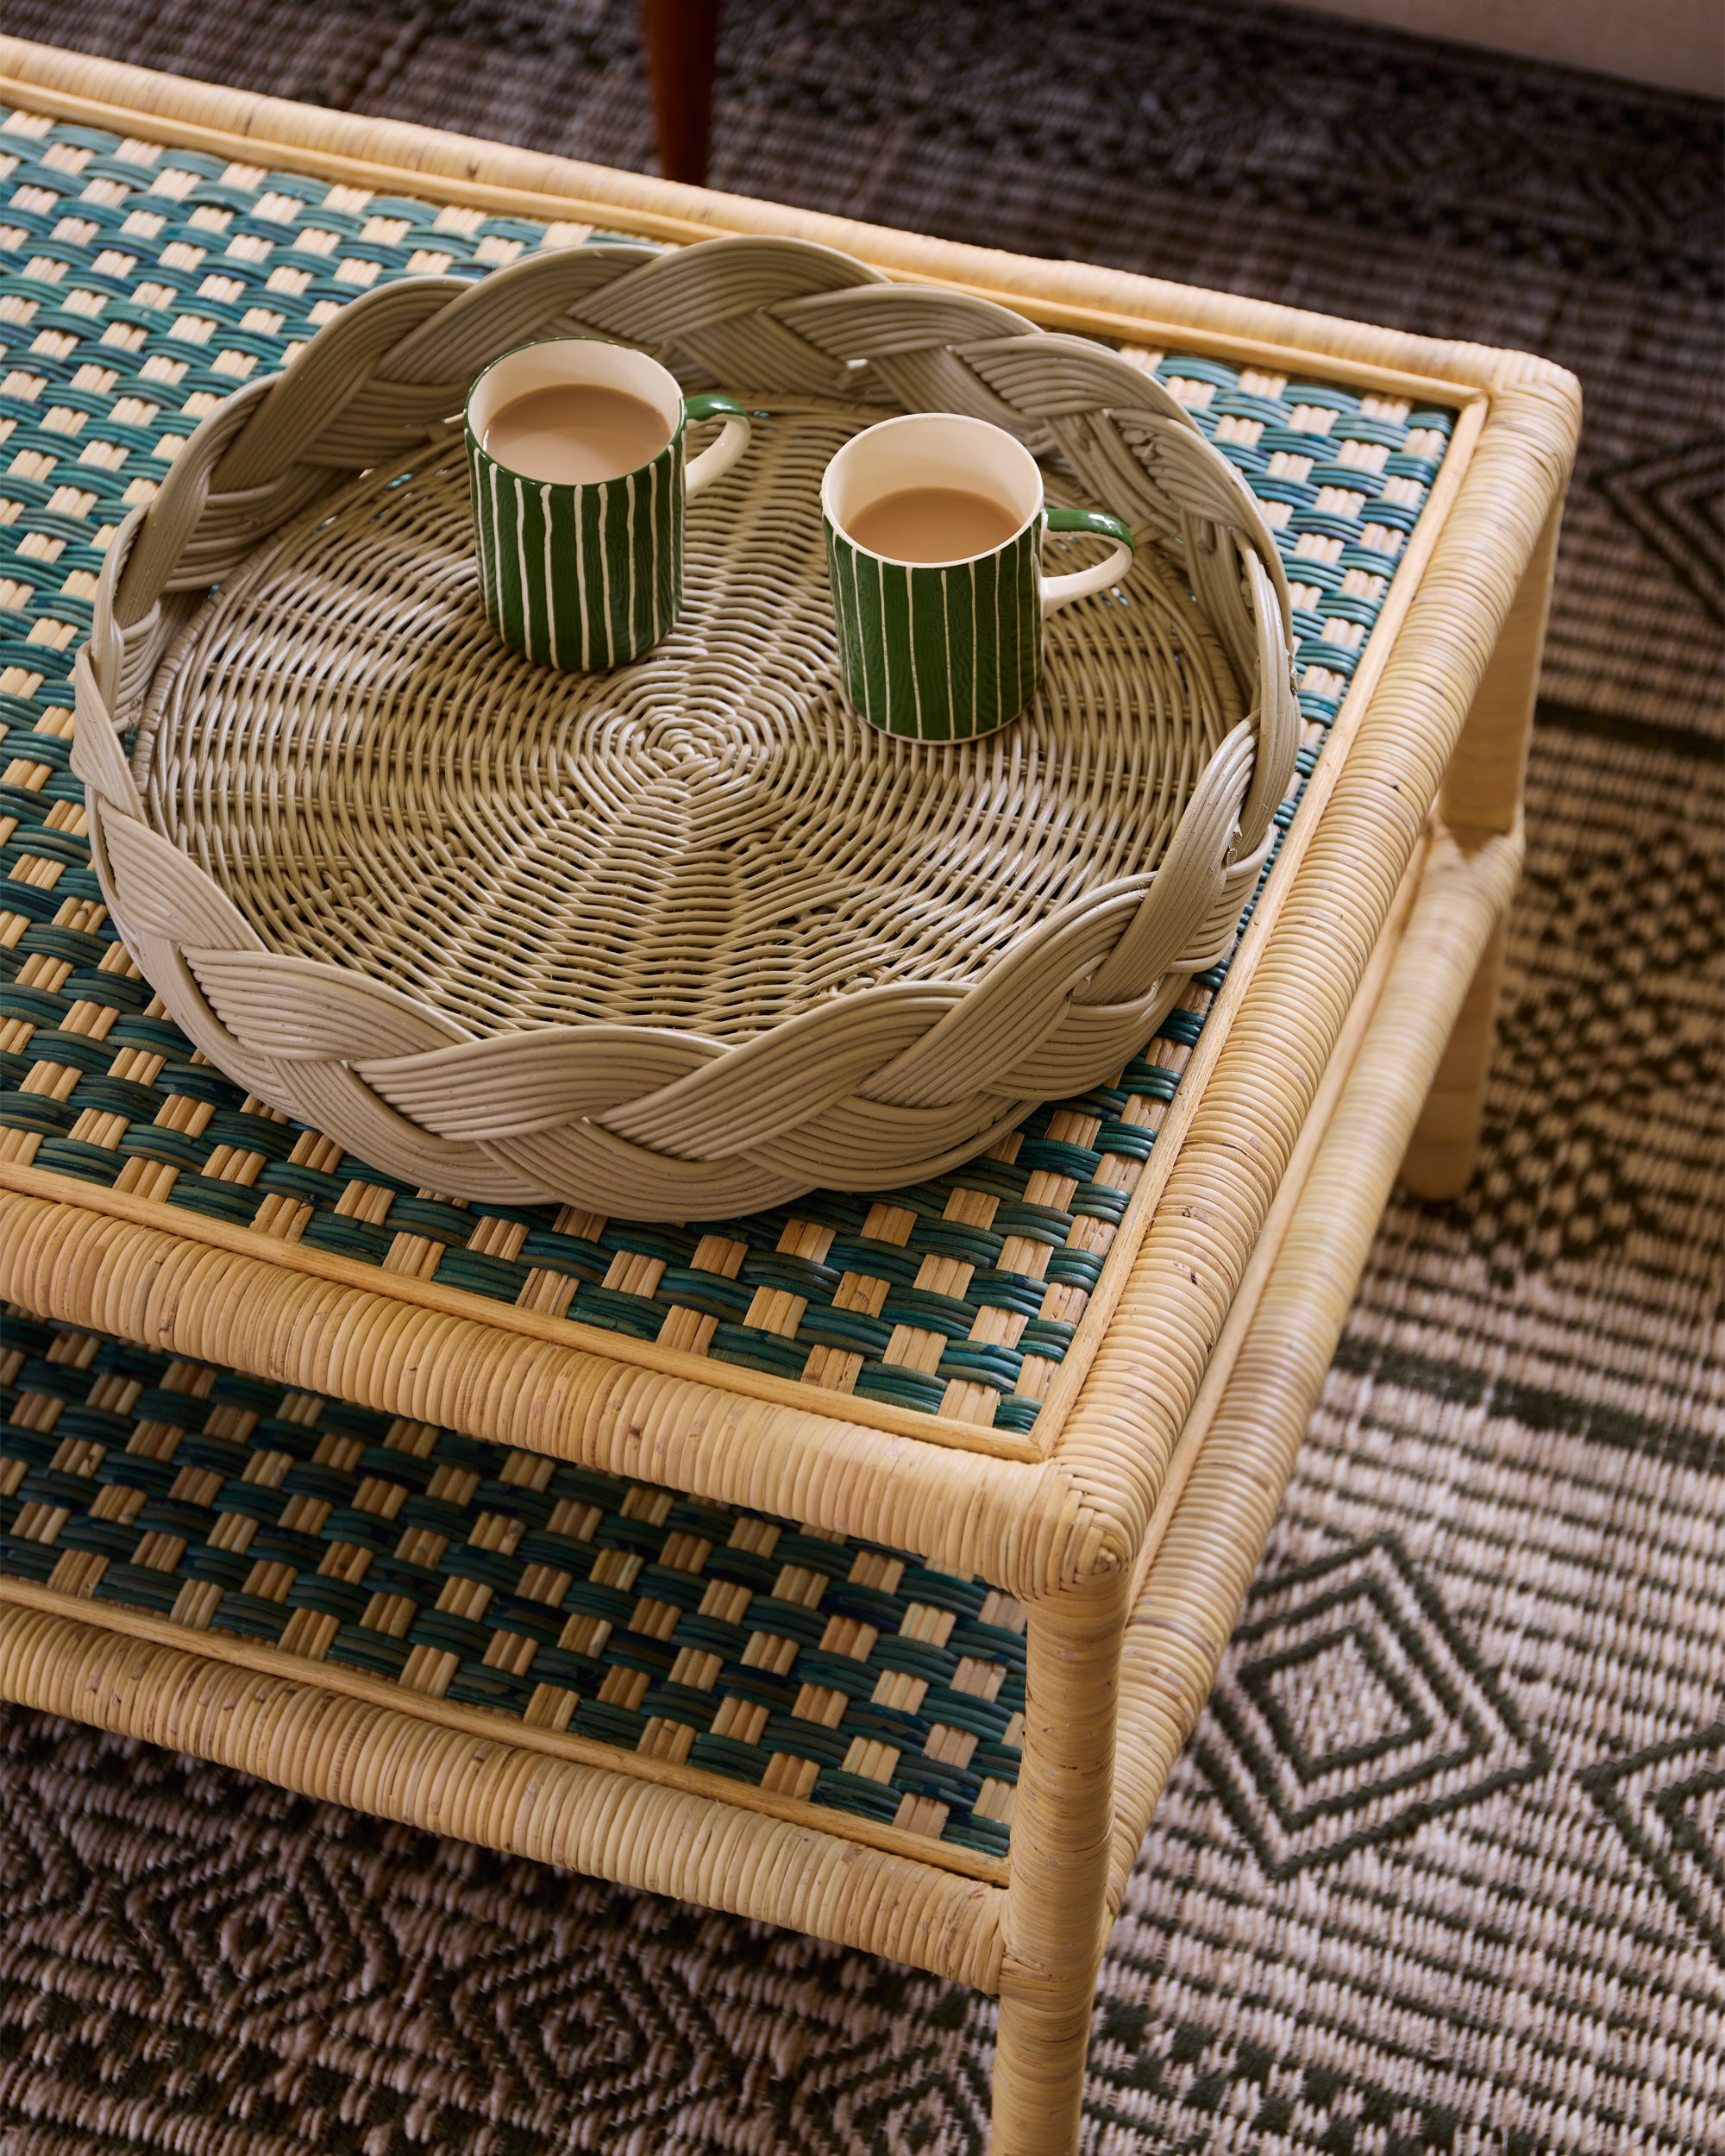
left=140, top=408, right=1235, bottom=1044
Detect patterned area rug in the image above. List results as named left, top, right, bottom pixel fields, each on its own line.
left=2, top=3, right=1722, bottom=2151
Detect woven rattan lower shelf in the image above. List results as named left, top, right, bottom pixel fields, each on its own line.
left=0, top=1306, right=1030, bottom=1876
left=0, top=42, right=1578, bottom=2156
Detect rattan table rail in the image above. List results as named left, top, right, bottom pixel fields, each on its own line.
left=0, top=41, right=1578, bottom=2156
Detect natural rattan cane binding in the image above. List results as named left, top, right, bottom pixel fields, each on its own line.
left=74, top=235, right=1302, bottom=1216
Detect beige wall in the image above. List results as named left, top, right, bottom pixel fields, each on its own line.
left=1283, top=0, right=1724, bottom=97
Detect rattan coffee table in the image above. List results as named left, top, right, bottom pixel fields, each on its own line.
left=0, top=41, right=1577, bottom=2156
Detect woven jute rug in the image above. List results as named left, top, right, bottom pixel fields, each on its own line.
left=3, top=4, right=1721, bottom=2151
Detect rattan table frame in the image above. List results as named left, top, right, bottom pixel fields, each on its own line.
left=0, top=41, right=1578, bottom=2156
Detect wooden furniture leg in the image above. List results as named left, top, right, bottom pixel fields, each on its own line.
left=640, top=0, right=720, bottom=186
left=1402, top=502, right=1561, bottom=1199
left=992, top=1571, right=1128, bottom=2156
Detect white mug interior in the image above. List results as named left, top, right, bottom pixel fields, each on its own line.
left=823, top=412, right=1044, bottom=562
left=466, top=340, right=683, bottom=472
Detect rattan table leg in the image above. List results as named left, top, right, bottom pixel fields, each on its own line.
left=1109, top=819, right=1525, bottom=1907
left=992, top=1569, right=1130, bottom=2156
left=1403, top=501, right=1560, bottom=1198
left=1401, top=911, right=1511, bottom=1200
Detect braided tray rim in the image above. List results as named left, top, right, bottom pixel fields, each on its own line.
left=71, top=232, right=1300, bottom=1219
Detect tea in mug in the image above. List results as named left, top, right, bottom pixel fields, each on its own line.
left=844, top=486, right=1023, bottom=564
left=480, top=384, right=673, bottom=485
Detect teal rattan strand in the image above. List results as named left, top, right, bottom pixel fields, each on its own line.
left=0, top=110, right=1454, bottom=1438
left=0, top=1305, right=1026, bottom=1858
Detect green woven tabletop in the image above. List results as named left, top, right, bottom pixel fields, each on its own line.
left=0, top=105, right=1452, bottom=1445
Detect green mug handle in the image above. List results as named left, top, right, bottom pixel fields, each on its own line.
left=1040, top=504, right=1134, bottom=617
left=684, top=391, right=753, bottom=498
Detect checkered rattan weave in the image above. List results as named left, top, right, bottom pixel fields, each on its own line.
left=0, top=1305, right=1027, bottom=1859
left=0, top=106, right=1454, bottom=1438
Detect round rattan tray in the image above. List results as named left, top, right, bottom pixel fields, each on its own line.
left=72, top=234, right=1299, bottom=1218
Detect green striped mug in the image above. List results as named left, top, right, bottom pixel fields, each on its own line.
left=466, top=339, right=751, bottom=670
left=822, top=412, right=1135, bottom=741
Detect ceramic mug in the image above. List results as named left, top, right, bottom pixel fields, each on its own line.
left=466, top=339, right=751, bottom=670
left=821, top=411, right=1135, bottom=741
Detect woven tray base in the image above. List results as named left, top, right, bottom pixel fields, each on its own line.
left=137, top=411, right=1234, bottom=1046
